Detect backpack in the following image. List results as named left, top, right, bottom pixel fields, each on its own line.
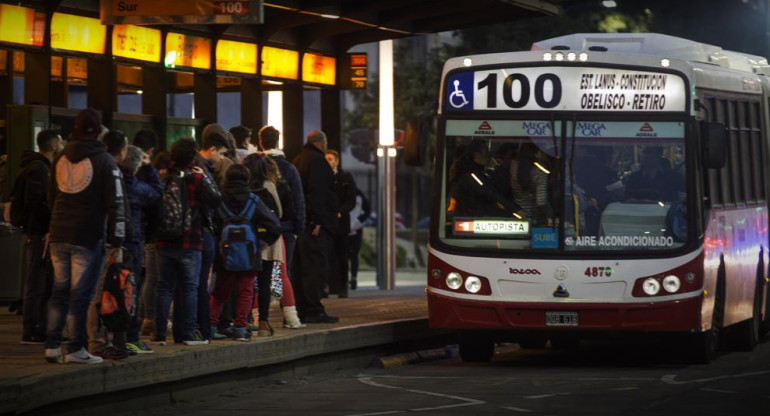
left=156, top=171, right=189, bottom=240
left=98, top=256, right=137, bottom=332
left=8, top=160, right=47, bottom=229
left=219, top=194, right=260, bottom=272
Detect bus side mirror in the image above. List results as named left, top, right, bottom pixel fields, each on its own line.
left=404, top=117, right=426, bottom=167
left=702, top=121, right=727, bottom=169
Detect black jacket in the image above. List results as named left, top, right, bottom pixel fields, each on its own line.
left=292, top=143, right=339, bottom=234
left=13, top=151, right=52, bottom=236
left=331, top=169, right=357, bottom=236
left=264, top=149, right=306, bottom=234
left=48, top=139, right=126, bottom=249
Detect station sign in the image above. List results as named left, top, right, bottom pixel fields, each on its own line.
left=0, top=4, right=45, bottom=47
left=216, top=39, right=257, bottom=74
left=302, top=53, right=335, bottom=85
left=339, top=53, right=367, bottom=90
left=51, top=13, right=107, bottom=55
left=165, top=32, right=211, bottom=70
left=444, top=67, right=686, bottom=113
left=112, top=24, right=161, bottom=63
left=262, top=46, right=298, bottom=80
left=101, top=0, right=263, bottom=25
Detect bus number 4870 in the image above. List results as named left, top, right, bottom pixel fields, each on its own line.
left=585, top=267, right=612, bottom=277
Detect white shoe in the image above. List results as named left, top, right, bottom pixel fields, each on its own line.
left=283, top=306, right=306, bottom=329
left=65, top=348, right=104, bottom=364
left=45, top=347, right=63, bottom=363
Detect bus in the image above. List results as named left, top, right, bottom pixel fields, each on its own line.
left=427, top=33, right=770, bottom=363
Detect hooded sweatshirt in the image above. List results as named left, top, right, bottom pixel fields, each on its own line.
left=48, top=139, right=126, bottom=249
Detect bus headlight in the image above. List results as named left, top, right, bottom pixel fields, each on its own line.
left=642, top=278, right=661, bottom=295
left=662, top=275, right=681, bottom=293
left=465, top=276, right=482, bottom=293
left=446, top=272, right=463, bottom=290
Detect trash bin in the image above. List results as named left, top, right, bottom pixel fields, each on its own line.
left=0, top=221, right=24, bottom=301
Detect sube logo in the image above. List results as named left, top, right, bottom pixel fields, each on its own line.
left=509, top=268, right=541, bottom=275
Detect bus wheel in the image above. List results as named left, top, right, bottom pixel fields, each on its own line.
left=727, top=276, right=761, bottom=351
left=686, top=329, right=718, bottom=364
left=458, top=332, right=495, bottom=362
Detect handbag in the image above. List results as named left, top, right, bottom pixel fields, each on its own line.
left=254, top=261, right=284, bottom=299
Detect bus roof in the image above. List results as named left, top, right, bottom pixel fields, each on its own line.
left=532, top=33, right=770, bottom=76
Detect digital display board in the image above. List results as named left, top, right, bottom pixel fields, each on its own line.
left=0, top=4, right=45, bottom=47
left=216, top=39, right=257, bottom=74
left=261, top=46, right=298, bottom=80
left=165, top=32, right=211, bottom=70
left=51, top=13, right=107, bottom=55
left=302, top=53, right=335, bottom=85
left=112, top=24, right=161, bottom=63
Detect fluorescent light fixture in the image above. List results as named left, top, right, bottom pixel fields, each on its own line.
left=267, top=90, right=284, bottom=149
left=602, top=0, right=617, bottom=8
left=534, top=161, right=550, bottom=174
left=320, top=13, right=340, bottom=19
left=136, top=89, right=143, bottom=95
left=379, top=40, right=395, bottom=146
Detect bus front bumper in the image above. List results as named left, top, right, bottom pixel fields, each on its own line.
left=427, top=289, right=703, bottom=332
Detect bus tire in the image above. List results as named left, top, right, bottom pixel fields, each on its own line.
left=458, top=332, right=495, bottom=362
left=687, top=273, right=725, bottom=364
left=727, top=274, right=761, bottom=351
left=760, top=259, right=770, bottom=338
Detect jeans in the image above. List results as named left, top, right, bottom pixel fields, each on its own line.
left=141, top=243, right=158, bottom=323
left=22, top=234, right=52, bottom=337
left=155, top=248, right=202, bottom=340
left=45, top=241, right=104, bottom=353
left=173, top=232, right=214, bottom=341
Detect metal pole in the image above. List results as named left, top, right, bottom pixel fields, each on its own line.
left=376, top=146, right=397, bottom=290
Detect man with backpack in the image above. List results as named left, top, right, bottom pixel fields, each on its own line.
left=45, top=108, right=126, bottom=364
left=10, top=130, right=63, bottom=344
left=153, top=138, right=221, bottom=346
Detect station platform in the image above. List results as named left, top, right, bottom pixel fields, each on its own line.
left=0, top=272, right=435, bottom=415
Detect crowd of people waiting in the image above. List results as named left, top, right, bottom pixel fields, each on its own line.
left=1, top=107, right=371, bottom=364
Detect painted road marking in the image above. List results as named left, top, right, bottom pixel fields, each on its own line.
left=349, top=376, right=485, bottom=416
left=700, top=388, right=735, bottom=394
left=501, top=406, right=533, bottom=412
left=662, top=370, right=770, bottom=385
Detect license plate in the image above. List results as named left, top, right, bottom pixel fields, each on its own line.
left=545, top=311, right=578, bottom=326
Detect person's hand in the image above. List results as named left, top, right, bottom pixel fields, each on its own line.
left=141, top=151, right=151, bottom=166
left=311, top=224, right=321, bottom=236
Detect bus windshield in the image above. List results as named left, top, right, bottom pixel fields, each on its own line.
left=439, top=120, right=688, bottom=252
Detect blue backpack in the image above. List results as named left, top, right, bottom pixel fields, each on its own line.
left=219, top=194, right=260, bottom=272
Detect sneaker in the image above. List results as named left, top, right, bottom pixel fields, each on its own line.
left=21, top=333, right=46, bottom=345
left=65, top=348, right=104, bottom=364
left=45, top=347, right=63, bottom=363
left=149, top=336, right=167, bottom=346
left=303, top=312, right=339, bottom=324
left=126, top=340, right=154, bottom=354
left=231, top=326, right=250, bottom=342
left=92, top=346, right=128, bottom=360
left=211, top=326, right=227, bottom=340
left=182, top=330, right=209, bottom=346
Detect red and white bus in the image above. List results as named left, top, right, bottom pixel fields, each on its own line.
left=427, top=33, right=770, bottom=363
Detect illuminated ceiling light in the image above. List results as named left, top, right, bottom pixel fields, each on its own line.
left=661, top=58, right=671, bottom=67
left=379, top=40, right=395, bottom=146
left=265, top=80, right=283, bottom=85
left=543, top=52, right=553, bottom=61
left=470, top=173, right=484, bottom=186
left=320, top=14, right=340, bottom=19
left=267, top=90, right=284, bottom=149
left=555, top=52, right=564, bottom=61
left=602, top=0, right=617, bottom=8
left=579, top=52, right=589, bottom=61
left=463, top=57, right=473, bottom=67
left=136, top=89, right=143, bottom=95
left=567, top=52, right=577, bottom=61
left=534, top=161, right=550, bottom=174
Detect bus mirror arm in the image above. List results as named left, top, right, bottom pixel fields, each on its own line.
left=701, top=121, right=727, bottom=169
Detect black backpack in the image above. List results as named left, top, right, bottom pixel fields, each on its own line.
left=98, top=254, right=137, bottom=332
left=8, top=160, right=47, bottom=229
left=156, top=171, right=189, bottom=240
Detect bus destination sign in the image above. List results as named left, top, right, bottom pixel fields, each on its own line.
left=444, top=67, right=686, bottom=113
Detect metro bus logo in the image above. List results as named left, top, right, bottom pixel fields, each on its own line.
left=639, top=122, right=654, bottom=132
left=478, top=121, right=492, bottom=130
left=474, top=120, right=495, bottom=135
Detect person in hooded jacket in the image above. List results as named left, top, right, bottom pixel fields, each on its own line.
left=209, top=164, right=280, bottom=341
left=13, top=130, right=63, bottom=344
left=45, top=108, right=127, bottom=364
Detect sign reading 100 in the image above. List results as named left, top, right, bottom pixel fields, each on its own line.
left=477, top=72, right=561, bottom=109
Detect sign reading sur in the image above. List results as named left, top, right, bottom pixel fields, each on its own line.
left=101, top=0, right=263, bottom=25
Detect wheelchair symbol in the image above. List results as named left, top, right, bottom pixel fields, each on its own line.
left=448, top=80, right=469, bottom=109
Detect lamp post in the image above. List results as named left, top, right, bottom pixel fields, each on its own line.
left=376, top=39, right=396, bottom=290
